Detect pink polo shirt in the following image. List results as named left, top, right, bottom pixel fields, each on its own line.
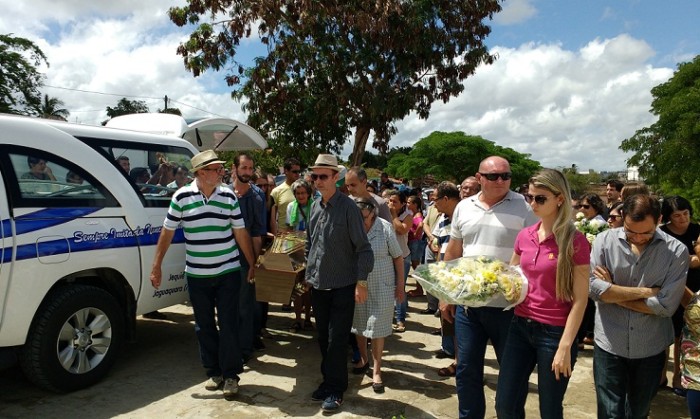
left=514, top=222, right=590, bottom=327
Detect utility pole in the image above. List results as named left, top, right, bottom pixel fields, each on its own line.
left=164, top=95, right=169, bottom=111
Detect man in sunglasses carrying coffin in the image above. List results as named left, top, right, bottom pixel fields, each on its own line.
left=304, top=154, right=374, bottom=412
left=589, top=194, right=687, bottom=418
left=441, top=156, right=537, bottom=418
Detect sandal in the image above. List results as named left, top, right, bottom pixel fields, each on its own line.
left=290, top=321, right=302, bottom=332
left=392, top=322, right=406, bottom=333
left=438, top=363, right=457, bottom=377
left=304, top=319, right=314, bottom=330
left=352, top=361, right=370, bottom=375
left=407, top=289, right=424, bottom=298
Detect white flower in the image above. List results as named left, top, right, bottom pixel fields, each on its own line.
left=575, top=212, right=586, bottom=221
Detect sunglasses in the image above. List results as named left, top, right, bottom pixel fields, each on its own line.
left=608, top=214, right=621, bottom=221
left=310, top=173, right=331, bottom=181
left=523, top=194, right=548, bottom=205
left=574, top=204, right=591, bottom=209
left=201, top=166, right=224, bottom=173
left=479, top=172, right=512, bottom=181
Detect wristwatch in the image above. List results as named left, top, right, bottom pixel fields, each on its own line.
left=357, top=280, right=368, bottom=288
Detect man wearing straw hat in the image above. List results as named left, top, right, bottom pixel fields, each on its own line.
left=305, top=154, right=374, bottom=412
left=150, top=149, right=256, bottom=399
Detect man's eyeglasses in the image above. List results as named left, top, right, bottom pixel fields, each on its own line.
left=479, top=172, right=512, bottom=181
left=623, top=226, right=655, bottom=238
left=201, top=166, right=224, bottom=173
left=310, top=173, right=331, bottom=181
left=574, top=204, right=591, bottom=210
left=356, top=202, right=375, bottom=210
left=523, top=194, right=548, bottom=205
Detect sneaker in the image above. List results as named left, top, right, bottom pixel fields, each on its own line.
left=223, top=378, right=239, bottom=397
left=205, top=376, right=223, bottom=391
left=311, top=387, right=329, bottom=401
left=321, top=394, right=343, bottom=411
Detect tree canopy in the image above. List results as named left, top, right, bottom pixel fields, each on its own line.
left=0, top=34, right=48, bottom=115
left=35, top=94, right=69, bottom=121
left=103, top=98, right=150, bottom=124
left=169, top=0, right=502, bottom=165
left=620, top=55, right=700, bottom=201
left=385, top=131, right=540, bottom=186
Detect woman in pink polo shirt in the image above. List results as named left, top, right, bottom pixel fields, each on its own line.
left=495, top=168, right=590, bottom=419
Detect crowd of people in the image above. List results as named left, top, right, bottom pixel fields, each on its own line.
left=147, top=149, right=700, bottom=418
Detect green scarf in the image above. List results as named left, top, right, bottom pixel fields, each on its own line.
left=288, top=199, right=313, bottom=229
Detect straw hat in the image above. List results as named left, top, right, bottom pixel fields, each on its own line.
left=309, top=154, right=342, bottom=172
left=190, top=150, right=226, bottom=172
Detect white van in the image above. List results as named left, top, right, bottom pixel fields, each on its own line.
left=0, top=114, right=255, bottom=392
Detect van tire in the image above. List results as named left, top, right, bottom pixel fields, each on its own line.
left=19, top=285, right=124, bottom=392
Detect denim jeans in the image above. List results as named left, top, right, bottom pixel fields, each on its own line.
left=238, top=265, right=255, bottom=358
left=187, top=271, right=242, bottom=380
left=394, top=256, right=411, bottom=323
left=495, top=316, right=577, bottom=419
left=688, top=389, right=700, bottom=419
left=593, top=346, right=666, bottom=419
left=455, top=305, right=514, bottom=418
left=311, top=284, right=356, bottom=396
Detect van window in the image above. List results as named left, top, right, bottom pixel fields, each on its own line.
left=77, top=137, right=195, bottom=207
left=1, top=147, right=118, bottom=208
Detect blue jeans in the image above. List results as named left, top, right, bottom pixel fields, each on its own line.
left=238, top=265, right=255, bottom=358
left=311, top=284, right=356, bottom=396
left=187, top=271, right=242, bottom=380
left=395, top=256, right=411, bottom=323
left=455, top=305, right=514, bottom=418
left=688, top=389, right=700, bottom=419
left=495, top=316, right=577, bottom=419
left=593, top=346, right=666, bottom=419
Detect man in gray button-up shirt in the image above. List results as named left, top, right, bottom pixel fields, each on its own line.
left=589, top=194, right=687, bottom=418
left=304, top=154, right=373, bottom=412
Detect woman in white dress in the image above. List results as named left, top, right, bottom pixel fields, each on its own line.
left=351, top=197, right=405, bottom=393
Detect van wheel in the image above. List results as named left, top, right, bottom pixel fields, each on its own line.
left=19, top=285, right=124, bottom=392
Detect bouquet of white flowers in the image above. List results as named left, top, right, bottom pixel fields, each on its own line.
left=574, top=212, right=608, bottom=244
left=412, top=256, right=527, bottom=309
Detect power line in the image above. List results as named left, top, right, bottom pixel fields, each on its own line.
left=43, top=84, right=229, bottom=117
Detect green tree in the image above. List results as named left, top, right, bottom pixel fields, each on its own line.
left=35, top=94, right=69, bottom=121
left=620, top=55, right=700, bottom=201
left=0, top=34, right=48, bottom=115
left=385, top=131, right=540, bottom=186
left=159, top=107, right=182, bottom=116
left=169, top=0, right=502, bottom=166
left=103, top=98, right=150, bottom=125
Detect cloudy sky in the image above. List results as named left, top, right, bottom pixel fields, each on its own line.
left=1, top=0, right=698, bottom=171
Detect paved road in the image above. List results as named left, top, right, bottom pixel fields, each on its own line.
left=0, top=295, right=690, bottom=418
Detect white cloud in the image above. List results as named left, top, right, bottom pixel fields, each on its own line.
left=494, top=0, right=538, bottom=25
left=0, top=1, right=680, bottom=173
left=348, top=35, right=673, bottom=172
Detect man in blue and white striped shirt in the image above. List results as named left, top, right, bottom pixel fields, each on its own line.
left=150, top=150, right=256, bottom=399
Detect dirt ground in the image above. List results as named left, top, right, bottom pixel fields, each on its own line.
left=0, top=287, right=691, bottom=418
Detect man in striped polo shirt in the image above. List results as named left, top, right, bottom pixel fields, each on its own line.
left=150, top=149, right=256, bottom=399
left=441, top=156, right=537, bottom=418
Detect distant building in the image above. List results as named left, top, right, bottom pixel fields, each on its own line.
left=626, top=166, right=639, bottom=182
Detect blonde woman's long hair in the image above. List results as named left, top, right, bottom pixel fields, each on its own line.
left=529, top=168, right=576, bottom=301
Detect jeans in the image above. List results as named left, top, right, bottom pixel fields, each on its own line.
left=495, top=316, right=577, bottom=419
left=593, top=346, right=666, bottom=419
left=395, top=256, right=411, bottom=323
left=688, top=389, right=700, bottom=419
left=455, top=305, right=514, bottom=418
left=311, top=284, right=356, bottom=396
left=238, top=265, right=255, bottom=358
left=187, top=271, right=242, bottom=380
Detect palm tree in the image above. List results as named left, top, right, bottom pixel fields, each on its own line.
left=37, top=94, right=70, bottom=121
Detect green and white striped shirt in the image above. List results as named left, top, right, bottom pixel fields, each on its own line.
left=164, top=182, right=246, bottom=277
